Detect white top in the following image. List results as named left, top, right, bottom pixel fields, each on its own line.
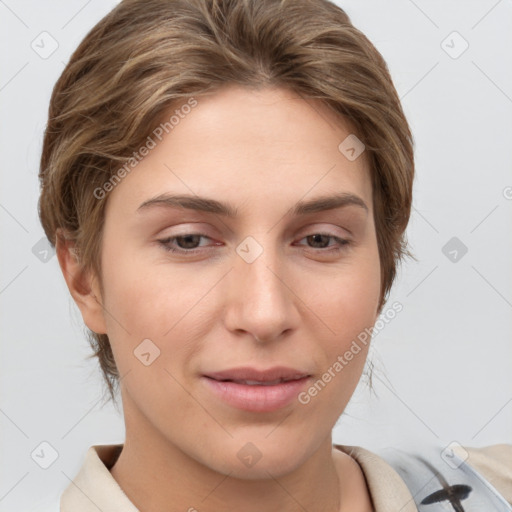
left=57, top=443, right=512, bottom=511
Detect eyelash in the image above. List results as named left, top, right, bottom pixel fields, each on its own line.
left=157, top=233, right=350, bottom=255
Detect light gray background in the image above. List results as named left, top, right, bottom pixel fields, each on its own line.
left=1, top=1, right=511, bottom=510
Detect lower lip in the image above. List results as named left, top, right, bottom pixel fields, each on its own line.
left=202, top=376, right=311, bottom=412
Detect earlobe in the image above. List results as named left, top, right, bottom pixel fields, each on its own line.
left=55, top=231, right=107, bottom=335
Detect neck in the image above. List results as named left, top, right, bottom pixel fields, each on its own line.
left=110, top=394, right=371, bottom=512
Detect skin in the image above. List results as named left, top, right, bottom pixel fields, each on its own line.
left=57, top=84, right=380, bottom=511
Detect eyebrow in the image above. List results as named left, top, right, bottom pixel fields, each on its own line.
left=137, top=192, right=368, bottom=217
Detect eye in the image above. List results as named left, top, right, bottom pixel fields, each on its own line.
left=295, top=233, right=350, bottom=253
left=158, top=234, right=216, bottom=254
left=157, top=232, right=350, bottom=256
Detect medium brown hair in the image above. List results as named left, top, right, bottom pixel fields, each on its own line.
left=38, top=0, right=414, bottom=405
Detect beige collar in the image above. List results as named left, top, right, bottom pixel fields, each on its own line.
left=334, top=444, right=417, bottom=512
left=61, top=443, right=417, bottom=511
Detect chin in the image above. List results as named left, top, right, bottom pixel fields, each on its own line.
left=199, top=436, right=312, bottom=480
left=223, top=452, right=305, bottom=481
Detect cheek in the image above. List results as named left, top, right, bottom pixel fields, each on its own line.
left=99, top=247, right=221, bottom=372
left=300, top=245, right=380, bottom=398
left=99, top=259, right=209, bottom=414
left=305, top=249, right=381, bottom=341
left=102, top=264, right=193, bottom=338
left=295, top=256, right=379, bottom=421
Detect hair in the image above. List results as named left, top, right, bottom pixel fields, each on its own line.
left=38, top=0, right=414, bottom=406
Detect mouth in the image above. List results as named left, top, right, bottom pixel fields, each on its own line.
left=201, top=366, right=312, bottom=412
left=203, top=366, right=310, bottom=383
left=209, top=377, right=302, bottom=386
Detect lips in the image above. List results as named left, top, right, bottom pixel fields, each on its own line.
left=201, top=366, right=312, bottom=412
left=203, top=366, right=310, bottom=384
left=224, top=379, right=293, bottom=386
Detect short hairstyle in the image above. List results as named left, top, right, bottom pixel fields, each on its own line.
left=38, top=0, right=414, bottom=404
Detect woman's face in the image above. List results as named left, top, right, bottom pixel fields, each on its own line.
left=90, top=84, right=381, bottom=477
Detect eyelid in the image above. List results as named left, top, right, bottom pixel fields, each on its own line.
left=295, top=222, right=352, bottom=239
left=157, top=231, right=351, bottom=256
left=158, top=233, right=216, bottom=248
left=294, top=233, right=349, bottom=246
left=155, top=219, right=354, bottom=252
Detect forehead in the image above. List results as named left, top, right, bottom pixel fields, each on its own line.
left=105, top=84, right=372, bottom=219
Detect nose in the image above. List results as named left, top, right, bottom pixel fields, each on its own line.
left=222, top=238, right=300, bottom=344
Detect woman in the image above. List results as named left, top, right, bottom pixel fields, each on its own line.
left=37, top=0, right=512, bottom=510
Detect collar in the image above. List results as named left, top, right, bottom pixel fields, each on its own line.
left=61, top=443, right=417, bottom=511
left=334, top=444, right=417, bottom=512
left=61, top=444, right=138, bottom=512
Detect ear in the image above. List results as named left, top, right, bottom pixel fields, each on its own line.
left=55, top=231, right=107, bottom=335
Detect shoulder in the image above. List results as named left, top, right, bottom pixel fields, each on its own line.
left=334, top=442, right=512, bottom=511
left=461, top=443, right=512, bottom=504
left=334, top=444, right=418, bottom=512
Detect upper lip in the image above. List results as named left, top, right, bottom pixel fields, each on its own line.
left=204, top=366, right=311, bottom=383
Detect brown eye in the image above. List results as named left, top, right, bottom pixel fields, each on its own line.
left=296, top=233, right=350, bottom=251
left=158, top=233, right=215, bottom=254
left=173, top=234, right=203, bottom=249
left=306, top=234, right=332, bottom=248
